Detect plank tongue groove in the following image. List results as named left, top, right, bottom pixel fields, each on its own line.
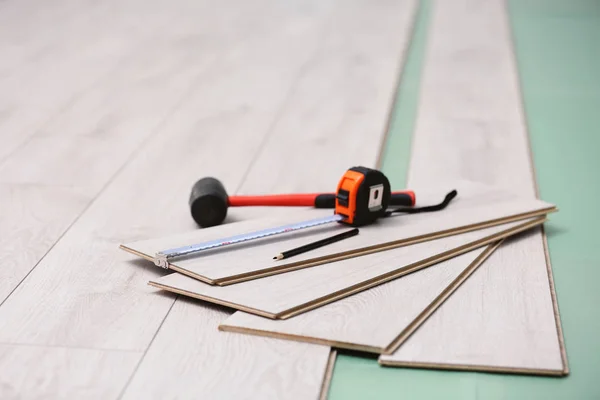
left=378, top=0, right=567, bottom=375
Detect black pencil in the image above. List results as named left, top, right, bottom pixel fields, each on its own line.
left=273, top=228, right=359, bottom=261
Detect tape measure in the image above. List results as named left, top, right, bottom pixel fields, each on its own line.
left=153, top=166, right=456, bottom=268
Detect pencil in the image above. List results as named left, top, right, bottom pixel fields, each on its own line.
left=273, top=228, right=359, bottom=261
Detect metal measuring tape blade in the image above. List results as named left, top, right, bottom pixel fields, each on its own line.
left=153, top=213, right=344, bottom=268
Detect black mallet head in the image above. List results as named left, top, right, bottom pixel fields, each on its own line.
left=189, top=177, right=229, bottom=228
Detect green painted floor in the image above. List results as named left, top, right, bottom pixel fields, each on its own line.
left=327, top=0, right=600, bottom=398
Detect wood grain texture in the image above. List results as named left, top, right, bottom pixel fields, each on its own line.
left=121, top=1, right=421, bottom=398
left=379, top=231, right=564, bottom=375
left=123, top=181, right=555, bottom=285
left=0, top=0, right=186, bottom=163
left=0, top=344, right=140, bottom=399
left=150, top=217, right=544, bottom=319
left=0, top=0, right=275, bottom=305
left=0, top=0, right=336, bottom=351
left=0, top=0, right=420, bottom=397
left=378, top=0, right=567, bottom=375
left=121, top=299, right=331, bottom=400
left=236, top=0, right=415, bottom=195
left=219, top=243, right=499, bottom=353
left=0, top=184, right=89, bottom=302
left=0, top=0, right=254, bottom=193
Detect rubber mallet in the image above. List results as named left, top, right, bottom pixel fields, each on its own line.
left=188, top=177, right=416, bottom=228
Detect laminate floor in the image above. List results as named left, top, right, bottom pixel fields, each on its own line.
left=0, top=0, right=418, bottom=398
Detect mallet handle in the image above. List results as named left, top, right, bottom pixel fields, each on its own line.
left=228, top=191, right=415, bottom=208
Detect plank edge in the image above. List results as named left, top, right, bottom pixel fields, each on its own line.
left=382, top=239, right=504, bottom=354
left=503, top=0, right=570, bottom=375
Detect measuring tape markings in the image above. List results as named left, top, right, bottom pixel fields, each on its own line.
left=154, top=214, right=344, bottom=268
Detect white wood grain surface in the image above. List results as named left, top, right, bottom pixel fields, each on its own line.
left=0, top=0, right=420, bottom=397
left=237, top=0, right=414, bottom=195
left=120, top=2, right=421, bottom=398
left=150, top=218, right=543, bottom=318
left=0, top=0, right=263, bottom=306
left=0, top=0, right=187, bottom=163
left=0, top=344, right=140, bottom=399
left=121, top=299, right=331, bottom=400
left=219, top=244, right=497, bottom=352
left=379, top=231, right=564, bottom=374
left=123, top=181, right=555, bottom=284
left=379, top=0, right=566, bottom=375
left=0, top=0, right=255, bottom=193
left=0, top=0, right=333, bottom=352
left=0, top=184, right=89, bottom=302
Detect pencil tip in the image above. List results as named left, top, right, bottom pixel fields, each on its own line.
left=273, top=254, right=283, bottom=260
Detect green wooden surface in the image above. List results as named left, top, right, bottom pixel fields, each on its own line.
left=327, top=0, right=600, bottom=398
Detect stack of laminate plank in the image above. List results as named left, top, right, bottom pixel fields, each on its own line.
left=121, top=176, right=565, bottom=376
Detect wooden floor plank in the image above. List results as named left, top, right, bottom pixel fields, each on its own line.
left=0, top=0, right=252, bottom=192
left=0, top=0, right=277, bottom=306
left=379, top=231, right=565, bottom=375
left=151, top=218, right=544, bottom=319
left=0, top=184, right=89, bottom=302
left=0, top=344, right=140, bottom=399
left=120, top=1, right=420, bottom=398
left=0, top=0, right=180, bottom=163
left=237, top=0, right=415, bottom=195
left=121, top=299, right=331, bottom=400
left=0, top=2, right=384, bottom=398
left=0, top=0, right=332, bottom=351
left=0, top=0, right=420, bottom=397
left=378, top=0, right=566, bottom=375
left=219, top=244, right=499, bottom=353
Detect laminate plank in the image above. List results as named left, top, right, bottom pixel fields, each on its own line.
left=0, top=0, right=278, bottom=306
left=0, top=0, right=253, bottom=193
left=122, top=181, right=555, bottom=285
left=0, top=1, right=338, bottom=396
left=237, top=0, right=415, bottom=194
left=0, top=0, right=96, bottom=76
left=0, top=0, right=180, bottom=162
left=0, top=344, right=140, bottom=399
left=219, top=243, right=499, bottom=353
left=0, top=184, right=89, bottom=302
left=121, top=1, right=420, bottom=398
left=121, top=299, right=331, bottom=400
left=378, top=0, right=567, bottom=375
left=379, top=231, right=564, bottom=375
left=0, top=0, right=334, bottom=350
left=150, top=217, right=544, bottom=319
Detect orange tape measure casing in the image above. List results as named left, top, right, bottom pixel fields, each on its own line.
left=334, top=167, right=391, bottom=226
